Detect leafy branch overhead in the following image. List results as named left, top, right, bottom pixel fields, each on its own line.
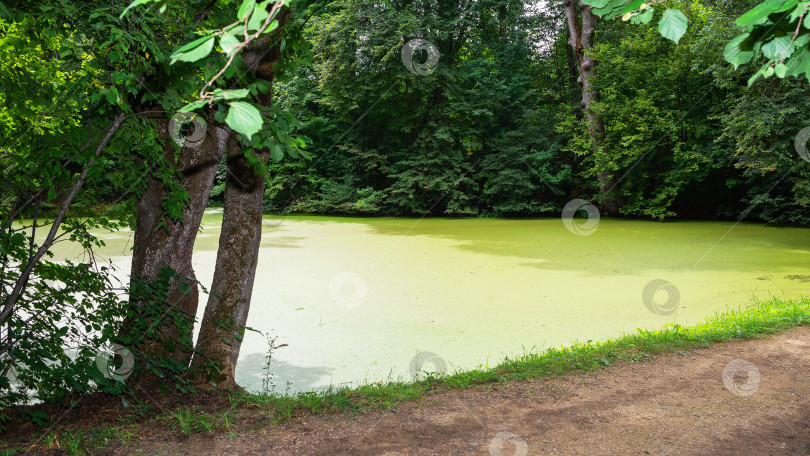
left=724, top=1, right=810, bottom=84
left=581, top=0, right=689, bottom=44
left=582, top=0, right=810, bottom=84
left=123, top=0, right=291, bottom=139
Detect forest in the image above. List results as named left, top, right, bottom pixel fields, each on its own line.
left=5, top=1, right=810, bottom=225
left=1, top=0, right=810, bottom=453
left=191, top=0, right=807, bottom=223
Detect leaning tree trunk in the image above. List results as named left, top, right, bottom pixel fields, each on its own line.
left=191, top=8, right=289, bottom=387
left=563, top=0, right=623, bottom=216
left=121, top=108, right=226, bottom=387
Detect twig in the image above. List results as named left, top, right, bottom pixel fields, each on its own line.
left=781, top=4, right=809, bottom=61
left=198, top=0, right=285, bottom=98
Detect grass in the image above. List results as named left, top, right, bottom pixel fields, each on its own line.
left=235, top=296, right=810, bottom=419
left=4, top=424, right=135, bottom=455
left=3, top=296, right=808, bottom=454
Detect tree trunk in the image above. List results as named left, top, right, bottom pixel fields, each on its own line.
left=564, top=29, right=581, bottom=112
left=191, top=135, right=268, bottom=386
left=563, top=0, right=623, bottom=216
left=122, top=109, right=226, bottom=385
left=191, top=8, right=289, bottom=386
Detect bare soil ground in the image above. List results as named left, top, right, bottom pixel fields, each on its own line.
left=119, top=326, right=810, bottom=456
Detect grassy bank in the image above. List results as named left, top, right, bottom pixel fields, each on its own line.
left=243, top=296, right=810, bottom=417
left=3, top=296, right=809, bottom=455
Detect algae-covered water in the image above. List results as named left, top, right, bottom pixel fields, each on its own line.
left=52, top=213, right=810, bottom=393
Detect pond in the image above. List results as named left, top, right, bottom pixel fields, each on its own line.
left=54, top=213, right=810, bottom=393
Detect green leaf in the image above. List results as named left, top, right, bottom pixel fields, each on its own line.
left=105, top=87, right=119, bottom=105
left=593, top=0, right=629, bottom=18
left=225, top=102, right=263, bottom=140
left=620, top=0, right=644, bottom=15
left=762, top=35, right=794, bottom=60
left=784, top=47, right=810, bottom=77
left=776, top=0, right=800, bottom=13
left=736, top=0, right=783, bottom=26
left=748, top=65, right=768, bottom=85
left=724, top=33, right=755, bottom=68
left=247, top=1, right=270, bottom=31
left=211, top=88, right=250, bottom=100
left=632, top=7, right=654, bottom=24
left=120, top=0, right=153, bottom=18
left=170, top=35, right=215, bottom=64
left=179, top=100, right=209, bottom=112
left=262, top=20, right=279, bottom=35
left=219, top=33, right=240, bottom=55
left=774, top=62, right=788, bottom=77
left=270, top=143, right=283, bottom=161
left=794, top=32, right=810, bottom=48
left=788, top=1, right=809, bottom=20
left=580, top=0, right=613, bottom=7
left=659, top=9, right=688, bottom=44
left=237, top=0, right=256, bottom=19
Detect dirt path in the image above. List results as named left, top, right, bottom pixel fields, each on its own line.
left=127, top=327, right=810, bottom=456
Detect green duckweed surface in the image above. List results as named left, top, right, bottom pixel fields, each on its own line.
left=55, top=213, right=810, bottom=393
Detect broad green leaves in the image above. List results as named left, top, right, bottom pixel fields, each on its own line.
left=723, top=1, right=810, bottom=84
left=178, top=89, right=250, bottom=112
left=124, top=0, right=289, bottom=139
left=582, top=1, right=689, bottom=44
left=735, top=0, right=785, bottom=27
left=584, top=0, right=810, bottom=84
left=219, top=33, right=240, bottom=55
left=178, top=90, right=263, bottom=140
left=237, top=0, right=256, bottom=19
left=588, top=0, right=634, bottom=17
left=724, top=33, right=756, bottom=69
left=170, top=35, right=215, bottom=64
left=658, top=9, right=688, bottom=44
left=119, top=0, right=173, bottom=18
left=225, top=102, right=263, bottom=140
left=631, top=6, right=654, bottom=24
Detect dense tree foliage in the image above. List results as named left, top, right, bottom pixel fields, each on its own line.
left=248, top=0, right=810, bottom=221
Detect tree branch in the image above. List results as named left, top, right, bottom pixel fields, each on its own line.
left=0, top=113, right=126, bottom=327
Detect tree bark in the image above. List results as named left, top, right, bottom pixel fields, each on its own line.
left=191, top=134, right=268, bottom=386
left=563, top=1, right=623, bottom=216
left=122, top=109, right=226, bottom=380
left=191, top=8, right=289, bottom=386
